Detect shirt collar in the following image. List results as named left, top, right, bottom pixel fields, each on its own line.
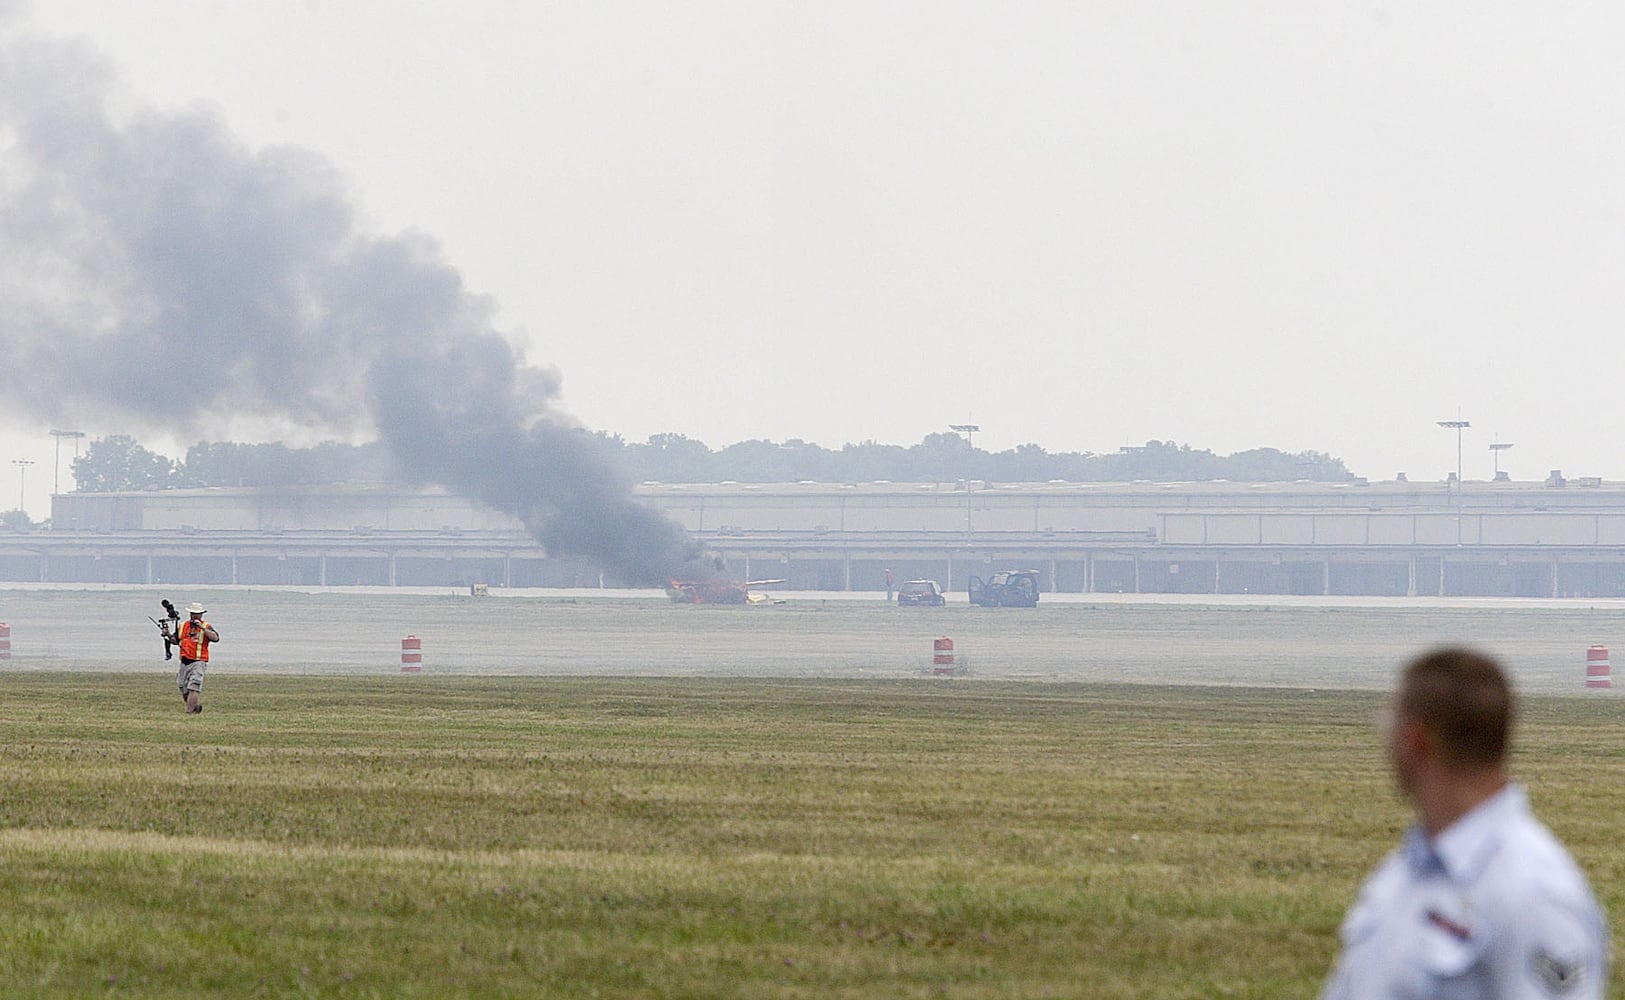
left=1403, top=783, right=1524, bottom=882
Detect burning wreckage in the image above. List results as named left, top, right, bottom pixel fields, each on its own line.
left=665, top=577, right=788, bottom=605
left=0, top=30, right=784, bottom=605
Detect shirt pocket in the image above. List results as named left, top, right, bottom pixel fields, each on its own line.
left=1412, top=920, right=1483, bottom=998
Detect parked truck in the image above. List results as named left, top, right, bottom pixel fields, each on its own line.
left=967, top=569, right=1041, bottom=607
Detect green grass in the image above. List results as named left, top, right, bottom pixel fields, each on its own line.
left=1, top=675, right=1622, bottom=998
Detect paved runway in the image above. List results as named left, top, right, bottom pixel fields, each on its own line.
left=2, top=584, right=1623, bottom=694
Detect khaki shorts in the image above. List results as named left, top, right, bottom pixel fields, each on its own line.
left=176, top=659, right=207, bottom=695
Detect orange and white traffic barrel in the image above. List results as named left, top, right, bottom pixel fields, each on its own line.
left=0, top=622, right=9, bottom=660
left=933, top=637, right=955, bottom=675
left=1586, top=645, right=1611, bottom=689
left=401, top=635, right=423, bottom=673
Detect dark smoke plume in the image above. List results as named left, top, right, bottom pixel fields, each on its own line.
left=0, top=22, right=702, bottom=584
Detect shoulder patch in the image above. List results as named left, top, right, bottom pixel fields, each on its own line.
left=1531, top=949, right=1585, bottom=995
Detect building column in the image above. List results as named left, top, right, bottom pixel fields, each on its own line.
left=1407, top=556, right=1417, bottom=597
left=1322, top=559, right=1331, bottom=596
left=1133, top=556, right=1141, bottom=594
left=145, top=554, right=153, bottom=585
left=320, top=554, right=328, bottom=587
left=843, top=556, right=852, bottom=591
left=1214, top=555, right=1222, bottom=594
left=1084, top=552, right=1094, bottom=593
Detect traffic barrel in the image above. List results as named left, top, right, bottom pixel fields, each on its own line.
left=933, top=637, right=955, bottom=675
left=1586, top=645, right=1610, bottom=689
left=401, top=635, right=423, bottom=673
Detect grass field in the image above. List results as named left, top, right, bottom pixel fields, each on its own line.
left=2, top=675, right=1622, bottom=998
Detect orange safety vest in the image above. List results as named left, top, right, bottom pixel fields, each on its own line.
left=178, top=619, right=212, bottom=662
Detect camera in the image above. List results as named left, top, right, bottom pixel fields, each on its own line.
left=150, top=599, right=181, bottom=659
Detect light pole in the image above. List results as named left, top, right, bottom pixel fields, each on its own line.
left=49, top=429, right=85, bottom=496
left=11, top=459, right=35, bottom=515
left=949, top=423, right=979, bottom=454
left=1436, top=419, right=1470, bottom=488
left=949, top=423, right=980, bottom=535
left=1436, top=419, right=1470, bottom=562
left=1489, top=441, right=1514, bottom=481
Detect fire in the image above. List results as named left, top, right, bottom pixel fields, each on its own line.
left=666, top=578, right=749, bottom=604
left=665, top=577, right=787, bottom=605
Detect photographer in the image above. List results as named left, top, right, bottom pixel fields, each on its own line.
left=174, top=602, right=220, bottom=714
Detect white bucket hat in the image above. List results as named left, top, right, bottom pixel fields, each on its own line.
left=185, top=602, right=207, bottom=614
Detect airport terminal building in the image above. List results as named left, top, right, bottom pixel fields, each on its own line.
left=7, top=477, right=1625, bottom=597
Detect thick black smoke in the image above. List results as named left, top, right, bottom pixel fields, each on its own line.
left=0, top=23, right=702, bottom=584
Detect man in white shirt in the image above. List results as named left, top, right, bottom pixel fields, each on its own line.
left=1323, top=647, right=1607, bottom=999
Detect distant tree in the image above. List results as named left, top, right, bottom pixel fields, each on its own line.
left=837, top=440, right=911, bottom=482
left=780, top=438, right=840, bottom=481
left=64, top=431, right=1353, bottom=492
left=71, top=435, right=177, bottom=492
left=715, top=439, right=795, bottom=481
left=625, top=433, right=715, bottom=482
left=987, top=443, right=1059, bottom=482
left=622, top=431, right=1350, bottom=484
left=179, top=441, right=299, bottom=487
left=906, top=432, right=975, bottom=481
left=179, top=440, right=401, bottom=487
left=1223, top=447, right=1348, bottom=481
left=1092, top=440, right=1215, bottom=481
left=0, top=508, right=36, bottom=531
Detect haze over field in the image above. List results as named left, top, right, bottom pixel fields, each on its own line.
left=4, top=588, right=1617, bottom=696
left=2, top=4, right=1622, bottom=519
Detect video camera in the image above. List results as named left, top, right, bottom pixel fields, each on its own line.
left=148, top=599, right=181, bottom=660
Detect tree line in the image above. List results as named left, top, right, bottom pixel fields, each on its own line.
left=621, top=432, right=1348, bottom=484
left=55, top=432, right=1350, bottom=495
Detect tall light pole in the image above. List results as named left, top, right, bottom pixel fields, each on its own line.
left=1436, top=419, right=1470, bottom=561
left=49, top=429, right=85, bottom=496
left=949, top=423, right=981, bottom=535
left=948, top=423, right=980, bottom=454
left=11, top=459, right=35, bottom=515
left=1489, top=441, right=1514, bottom=481
left=1437, top=419, right=1470, bottom=488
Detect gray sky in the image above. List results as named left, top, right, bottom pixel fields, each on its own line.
left=2, top=1, right=1622, bottom=518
